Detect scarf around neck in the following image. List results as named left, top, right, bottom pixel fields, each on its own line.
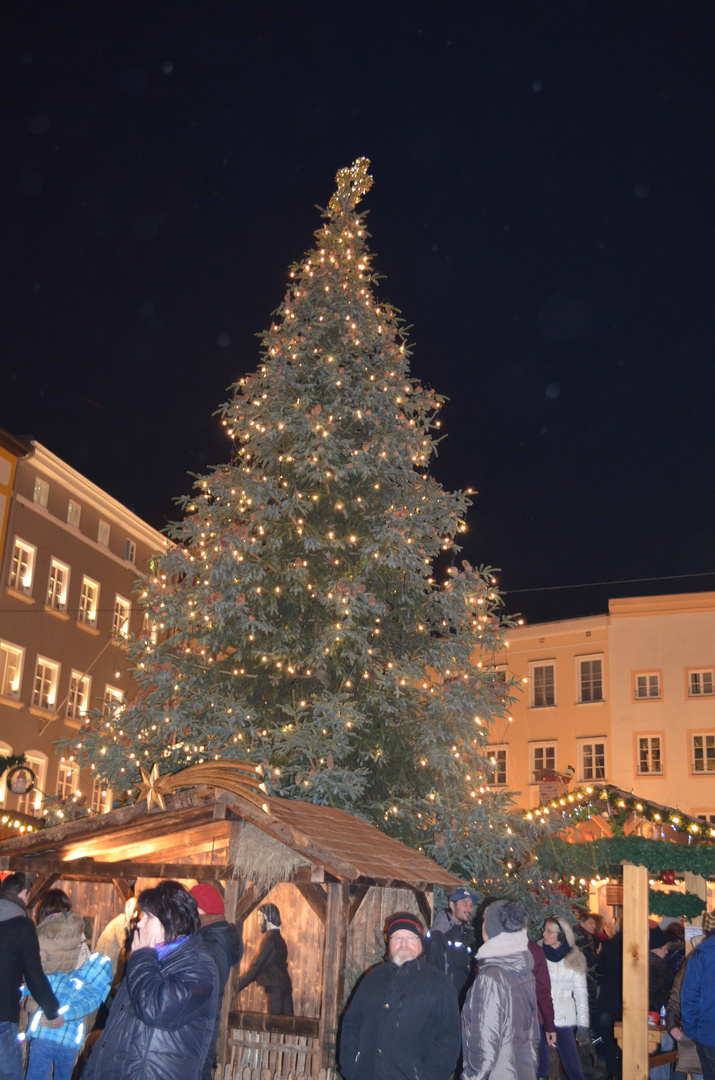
left=543, top=940, right=570, bottom=963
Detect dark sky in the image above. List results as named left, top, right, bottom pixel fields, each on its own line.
left=2, top=1, right=714, bottom=624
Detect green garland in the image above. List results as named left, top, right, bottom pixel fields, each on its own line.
left=649, top=889, right=706, bottom=919
left=536, top=836, right=715, bottom=878
left=0, top=753, right=27, bottom=779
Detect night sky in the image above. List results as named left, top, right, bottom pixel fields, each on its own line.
left=2, top=1, right=714, bottom=624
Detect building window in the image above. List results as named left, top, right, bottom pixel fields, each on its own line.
left=104, top=685, right=124, bottom=716
left=0, top=641, right=24, bottom=699
left=8, top=538, right=36, bottom=594
left=16, top=752, right=47, bottom=816
left=696, top=812, right=715, bottom=825
left=0, top=741, right=12, bottom=806
left=486, top=746, right=507, bottom=786
left=56, top=762, right=79, bottom=800
left=635, top=672, right=661, bottom=700
left=638, top=735, right=663, bottom=775
left=67, top=500, right=81, bottom=528
left=689, top=670, right=714, bottom=697
left=531, top=742, right=556, bottom=784
left=78, top=577, right=100, bottom=627
left=579, top=738, right=607, bottom=782
left=113, top=595, right=131, bottom=638
left=46, top=558, right=70, bottom=611
left=91, top=778, right=111, bottom=814
left=33, top=657, right=60, bottom=712
left=67, top=671, right=91, bottom=720
left=33, top=477, right=49, bottom=507
left=142, top=613, right=158, bottom=645
left=692, top=734, right=715, bottom=774
left=125, top=539, right=136, bottom=563
left=578, top=657, right=604, bottom=703
left=530, top=662, right=555, bottom=708
left=98, top=520, right=110, bottom=547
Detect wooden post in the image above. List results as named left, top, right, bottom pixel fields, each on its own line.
left=319, top=881, right=349, bottom=1070
left=622, top=862, right=650, bottom=1079
left=216, top=873, right=240, bottom=1075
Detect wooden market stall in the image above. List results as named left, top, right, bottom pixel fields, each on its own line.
left=0, top=776, right=462, bottom=1080
left=531, top=783, right=715, bottom=1080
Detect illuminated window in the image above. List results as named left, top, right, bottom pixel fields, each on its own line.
left=56, top=762, right=79, bottom=800
left=0, top=741, right=12, bottom=806
left=98, top=520, right=110, bottom=547
left=0, top=641, right=24, bottom=699
left=689, top=670, right=714, bottom=697
left=8, top=538, right=36, bottom=595
left=33, top=477, right=49, bottom=508
left=578, top=656, right=604, bottom=703
left=67, top=671, right=91, bottom=720
left=46, top=558, right=70, bottom=611
left=530, top=742, right=556, bottom=783
left=578, top=738, right=607, bottom=781
left=486, top=745, right=507, bottom=786
left=142, top=613, right=158, bottom=644
left=125, top=539, right=136, bottom=564
left=67, top=500, right=81, bottom=528
left=16, top=752, right=47, bottom=816
left=638, top=735, right=663, bottom=775
left=530, top=662, right=555, bottom=708
left=635, top=672, right=660, bottom=700
left=91, top=778, right=111, bottom=814
left=113, top=595, right=131, bottom=638
left=692, top=734, right=715, bottom=774
left=104, top=685, right=124, bottom=717
left=78, top=577, right=100, bottom=627
left=33, top=657, right=60, bottom=711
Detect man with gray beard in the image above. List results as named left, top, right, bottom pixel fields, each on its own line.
left=338, top=912, right=460, bottom=1080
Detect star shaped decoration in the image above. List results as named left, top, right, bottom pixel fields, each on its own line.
left=135, top=764, right=174, bottom=811
left=329, top=157, right=373, bottom=214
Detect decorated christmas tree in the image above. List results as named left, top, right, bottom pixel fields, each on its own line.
left=65, top=160, right=565, bottom=910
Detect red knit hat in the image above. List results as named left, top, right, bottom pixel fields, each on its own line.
left=190, top=884, right=225, bottom=915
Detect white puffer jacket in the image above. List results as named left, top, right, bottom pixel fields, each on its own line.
left=541, top=921, right=589, bottom=1029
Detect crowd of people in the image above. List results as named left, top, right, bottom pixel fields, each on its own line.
left=3, top=866, right=715, bottom=1080
left=339, top=893, right=714, bottom=1080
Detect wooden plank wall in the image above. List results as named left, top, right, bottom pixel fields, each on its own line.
left=222, top=1031, right=324, bottom=1079
left=345, top=885, right=421, bottom=997
left=234, top=882, right=325, bottom=1019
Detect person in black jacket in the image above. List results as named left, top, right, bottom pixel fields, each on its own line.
left=79, top=880, right=218, bottom=1080
left=189, top=884, right=242, bottom=1080
left=338, top=912, right=460, bottom=1080
left=424, top=887, right=477, bottom=1004
left=236, top=903, right=293, bottom=1015
left=0, top=871, right=61, bottom=1080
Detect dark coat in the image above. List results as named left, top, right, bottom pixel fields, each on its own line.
left=338, top=955, right=460, bottom=1080
left=595, top=931, right=623, bottom=1020
left=81, top=935, right=218, bottom=1080
left=527, top=939, right=555, bottom=1032
left=237, top=929, right=291, bottom=993
left=682, top=932, right=715, bottom=1048
left=425, top=908, right=475, bottom=1002
left=0, top=896, right=59, bottom=1024
left=198, top=920, right=242, bottom=1080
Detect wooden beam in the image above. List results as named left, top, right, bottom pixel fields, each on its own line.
left=319, top=881, right=349, bottom=1070
left=227, top=1010, right=319, bottom=1038
left=622, top=862, right=649, bottom=1080
left=234, top=883, right=269, bottom=924
left=1, top=856, right=236, bottom=881
left=26, top=873, right=59, bottom=910
left=111, top=878, right=133, bottom=903
left=217, top=825, right=242, bottom=1076
left=412, top=885, right=434, bottom=930
left=348, top=885, right=369, bottom=925
left=295, top=882, right=327, bottom=923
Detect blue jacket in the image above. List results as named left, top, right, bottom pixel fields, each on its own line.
left=682, top=933, right=715, bottom=1048
left=24, top=951, right=113, bottom=1050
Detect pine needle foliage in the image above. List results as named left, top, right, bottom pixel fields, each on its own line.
left=66, top=161, right=564, bottom=908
